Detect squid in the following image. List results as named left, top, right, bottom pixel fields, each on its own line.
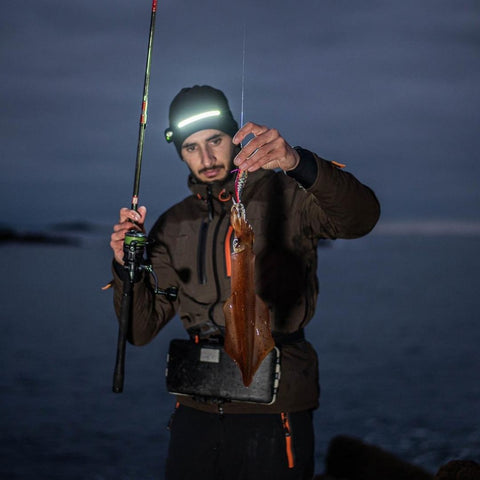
left=223, top=171, right=274, bottom=386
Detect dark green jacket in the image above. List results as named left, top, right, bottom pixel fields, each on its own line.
left=112, top=150, right=380, bottom=413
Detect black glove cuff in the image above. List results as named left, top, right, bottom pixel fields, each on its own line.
left=287, top=147, right=318, bottom=189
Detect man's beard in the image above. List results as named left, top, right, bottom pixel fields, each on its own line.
left=192, top=159, right=235, bottom=184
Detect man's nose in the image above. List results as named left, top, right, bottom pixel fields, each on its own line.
left=201, top=145, right=215, bottom=166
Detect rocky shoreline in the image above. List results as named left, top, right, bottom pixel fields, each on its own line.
left=314, top=436, right=479, bottom=480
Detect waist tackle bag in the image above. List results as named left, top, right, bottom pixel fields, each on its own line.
left=165, top=339, right=281, bottom=405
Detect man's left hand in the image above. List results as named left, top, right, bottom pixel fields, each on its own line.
left=232, top=122, right=300, bottom=172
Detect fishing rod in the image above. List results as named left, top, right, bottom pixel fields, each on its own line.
left=112, top=0, right=158, bottom=394
left=132, top=0, right=157, bottom=213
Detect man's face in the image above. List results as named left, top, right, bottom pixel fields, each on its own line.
left=181, top=129, right=235, bottom=183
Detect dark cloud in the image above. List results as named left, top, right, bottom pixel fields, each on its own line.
left=1, top=0, right=479, bottom=226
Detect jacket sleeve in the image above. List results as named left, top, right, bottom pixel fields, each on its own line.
left=111, top=231, right=179, bottom=346
left=289, top=147, right=380, bottom=239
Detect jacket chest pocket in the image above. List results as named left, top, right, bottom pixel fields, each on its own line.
left=169, top=219, right=229, bottom=304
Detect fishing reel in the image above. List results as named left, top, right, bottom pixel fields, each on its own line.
left=122, top=229, right=178, bottom=301
left=123, top=229, right=148, bottom=283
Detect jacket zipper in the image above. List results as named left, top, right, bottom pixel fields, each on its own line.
left=207, top=205, right=227, bottom=329
left=197, top=220, right=208, bottom=284
left=197, top=185, right=215, bottom=285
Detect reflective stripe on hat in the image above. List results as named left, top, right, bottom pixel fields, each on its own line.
left=177, top=110, right=221, bottom=128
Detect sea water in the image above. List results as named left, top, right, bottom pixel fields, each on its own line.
left=1, top=229, right=479, bottom=478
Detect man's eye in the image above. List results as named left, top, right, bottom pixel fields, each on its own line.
left=211, top=138, right=222, bottom=146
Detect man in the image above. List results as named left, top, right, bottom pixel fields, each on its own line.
left=110, top=85, right=380, bottom=479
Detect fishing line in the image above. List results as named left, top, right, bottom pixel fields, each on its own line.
left=234, top=24, right=249, bottom=203
left=240, top=23, right=247, bottom=131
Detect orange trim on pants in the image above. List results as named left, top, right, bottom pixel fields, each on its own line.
left=281, top=412, right=295, bottom=468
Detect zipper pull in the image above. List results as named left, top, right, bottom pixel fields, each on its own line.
left=207, top=184, right=214, bottom=221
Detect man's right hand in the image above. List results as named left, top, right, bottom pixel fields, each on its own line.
left=110, top=206, right=147, bottom=265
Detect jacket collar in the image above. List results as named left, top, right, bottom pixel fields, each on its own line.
left=188, top=168, right=271, bottom=203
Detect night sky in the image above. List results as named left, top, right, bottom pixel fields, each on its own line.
left=1, top=0, right=479, bottom=228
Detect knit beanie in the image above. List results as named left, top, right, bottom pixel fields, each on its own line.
left=165, top=85, right=239, bottom=156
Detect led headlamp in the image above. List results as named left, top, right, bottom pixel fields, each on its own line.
left=164, top=110, right=221, bottom=143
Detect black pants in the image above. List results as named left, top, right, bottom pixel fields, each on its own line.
left=165, top=405, right=315, bottom=480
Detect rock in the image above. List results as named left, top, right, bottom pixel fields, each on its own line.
left=435, top=460, right=480, bottom=479
left=324, top=435, right=434, bottom=480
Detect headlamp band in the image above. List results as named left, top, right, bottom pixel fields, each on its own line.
left=177, top=110, right=221, bottom=128
left=165, top=109, right=223, bottom=143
